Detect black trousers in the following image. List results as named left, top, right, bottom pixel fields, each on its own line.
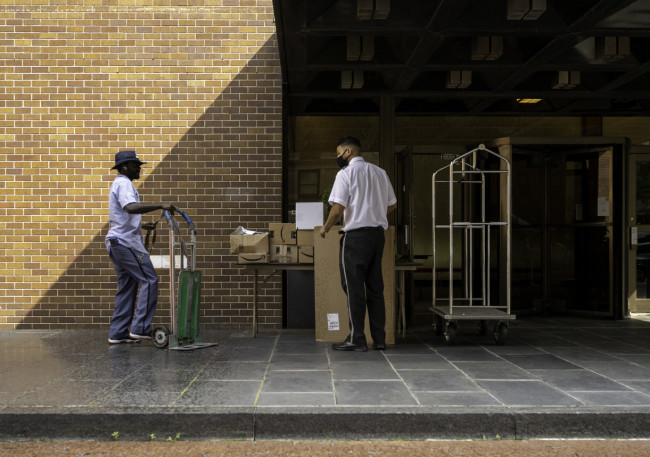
left=339, top=227, right=385, bottom=345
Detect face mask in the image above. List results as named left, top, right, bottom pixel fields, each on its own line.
left=336, top=151, right=349, bottom=169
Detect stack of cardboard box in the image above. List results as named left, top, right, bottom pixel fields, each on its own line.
left=232, top=203, right=324, bottom=265
left=269, top=223, right=298, bottom=263
left=297, top=229, right=314, bottom=264
left=295, top=202, right=323, bottom=265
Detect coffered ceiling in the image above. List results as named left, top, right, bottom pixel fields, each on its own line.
left=273, top=0, right=650, bottom=116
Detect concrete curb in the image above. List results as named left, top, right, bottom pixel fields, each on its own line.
left=2, top=407, right=650, bottom=441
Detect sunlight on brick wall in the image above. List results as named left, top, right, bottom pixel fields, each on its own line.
left=0, top=0, right=283, bottom=330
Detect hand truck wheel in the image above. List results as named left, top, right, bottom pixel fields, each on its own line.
left=152, top=326, right=170, bottom=348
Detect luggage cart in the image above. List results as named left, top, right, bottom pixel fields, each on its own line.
left=431, top=144, right=515, bottom=345
left=151, top=207, right=218, bottom=351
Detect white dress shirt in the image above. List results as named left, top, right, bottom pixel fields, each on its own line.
left=328, top=157, right=397, bottom=231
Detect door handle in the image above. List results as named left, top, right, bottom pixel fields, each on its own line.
left=631, top=226, right=638, bottom=249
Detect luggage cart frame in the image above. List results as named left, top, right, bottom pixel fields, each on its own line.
left=152, top=208, right=217, bottom=351
left=431, top=144, right=515, bottom=345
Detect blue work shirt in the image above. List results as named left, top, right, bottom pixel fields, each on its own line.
left=106, top=174, right=146, bottom=253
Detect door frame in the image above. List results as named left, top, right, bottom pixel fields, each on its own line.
left=627, top=146, right=650, bottom=313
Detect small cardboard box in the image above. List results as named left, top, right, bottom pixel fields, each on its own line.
left=269, top=223, right=297, bottom=245
left=230, top=232, right=269, bottom=255
left=314, top=226, right=395, bottom=344
left=237, top=252, right=269, bottom=264
left=298, top=245, right=314, bottom=264
left=270, top=244, right=299, bottom=263
left=296, top=229, right=315, bottom=246
left=296, top=202, right=324, bottom=230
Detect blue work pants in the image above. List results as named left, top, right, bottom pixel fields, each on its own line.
left=108, top=241, right=159, bottom=339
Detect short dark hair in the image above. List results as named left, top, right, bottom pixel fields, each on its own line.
left=337, top=136, right=361, bottom=149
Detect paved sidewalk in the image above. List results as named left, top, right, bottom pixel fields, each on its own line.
left=1, top=316, right=650, bottom=440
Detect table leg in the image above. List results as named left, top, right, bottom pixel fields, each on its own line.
left=253, top=269, right=258, bottom=337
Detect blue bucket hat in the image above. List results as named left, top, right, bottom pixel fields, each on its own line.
left=112, top=150, right=146, bottom=170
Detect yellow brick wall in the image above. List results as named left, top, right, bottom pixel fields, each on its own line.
left=0, top=0, right=283, bottom=330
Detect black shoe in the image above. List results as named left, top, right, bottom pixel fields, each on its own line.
left=332, top=341, right=368, bottom=352
left=372, top=343, right=386, bottom=350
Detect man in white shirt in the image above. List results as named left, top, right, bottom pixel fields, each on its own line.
left=105, top=150, right=174, bottom=344
left=319, top=137, right=397, bottom=351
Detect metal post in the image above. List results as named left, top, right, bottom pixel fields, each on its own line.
left=253, top=269, right=258, bottom=337
left=169, top=227, right=176, bottom=336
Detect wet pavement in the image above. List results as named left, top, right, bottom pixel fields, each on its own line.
left=1, top=315, right=650, bottom=441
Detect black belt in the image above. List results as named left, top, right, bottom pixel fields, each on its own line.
left=339, top=226, right=383, bottom=234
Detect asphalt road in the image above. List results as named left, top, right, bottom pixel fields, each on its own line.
left=1, top=440, right=650, bottom=456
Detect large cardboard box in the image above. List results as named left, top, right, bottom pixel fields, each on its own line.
left=296, top=229, right=315, bottom=246
left=314, top=226, right=395, bottom=344
left=230, top=232, right=269, bottom=255
left=269, top=223, right=297, bottom=245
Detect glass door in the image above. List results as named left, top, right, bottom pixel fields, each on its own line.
left=628, top=150, right=650, bottom=313
left=510, top=145, right=614, bottom=317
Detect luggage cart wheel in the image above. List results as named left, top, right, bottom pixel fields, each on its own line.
left=434, top=315, right=444, bottom=336
left=444, top=321, right=458, bottom=345
left=152, top=326, right=170, bottom=349
left=493, top=321, right=508, bottom=345
left=478, top=320, right=488, bottom=335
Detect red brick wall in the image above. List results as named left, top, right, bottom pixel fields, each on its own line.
left=0, top=0, right=283, bottom=330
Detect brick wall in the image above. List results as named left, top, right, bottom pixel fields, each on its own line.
left=0, top=0, right=283, bottom=330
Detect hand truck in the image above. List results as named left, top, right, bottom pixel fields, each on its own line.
left=151, top=207, right=218, bottom=351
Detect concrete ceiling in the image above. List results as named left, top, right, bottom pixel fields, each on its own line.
left=273, top=0, right=650, bottom=116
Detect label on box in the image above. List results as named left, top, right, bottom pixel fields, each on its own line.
left=327, top=313, right=339, bottom=331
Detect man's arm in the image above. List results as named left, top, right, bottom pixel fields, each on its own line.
left=387, top=203, right=397, bottom=216
left=319, top=203, right=345, bottom=238
left=124, top=203, right=174, bottom=215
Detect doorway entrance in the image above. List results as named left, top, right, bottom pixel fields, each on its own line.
left=628, top=147, right=650, bottom=313
left=493, top=138, right=624, bottom=319
left=397, top=138, right=624, bottom=322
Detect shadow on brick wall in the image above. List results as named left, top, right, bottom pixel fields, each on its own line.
left=17, top=39, right=283, bottom=331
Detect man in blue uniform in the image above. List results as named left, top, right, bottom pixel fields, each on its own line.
left=106, top=150, right=174, bottom=344
left=319, top=137, right=397, bottom=351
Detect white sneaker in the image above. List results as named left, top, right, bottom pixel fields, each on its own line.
left=129, top=332, right=152, bottom=341
left=108, top=337, right=139, bottom=344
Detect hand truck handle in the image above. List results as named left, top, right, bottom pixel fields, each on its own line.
left=174, top=207, right=195, bottom=233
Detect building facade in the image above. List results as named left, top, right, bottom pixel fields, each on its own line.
left=3, top=1, right=650, bottom=331
left=0, top=0, right=283, bottom=330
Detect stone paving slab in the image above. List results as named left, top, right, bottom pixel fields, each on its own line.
left=2, top=316, right=650, bottom=440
